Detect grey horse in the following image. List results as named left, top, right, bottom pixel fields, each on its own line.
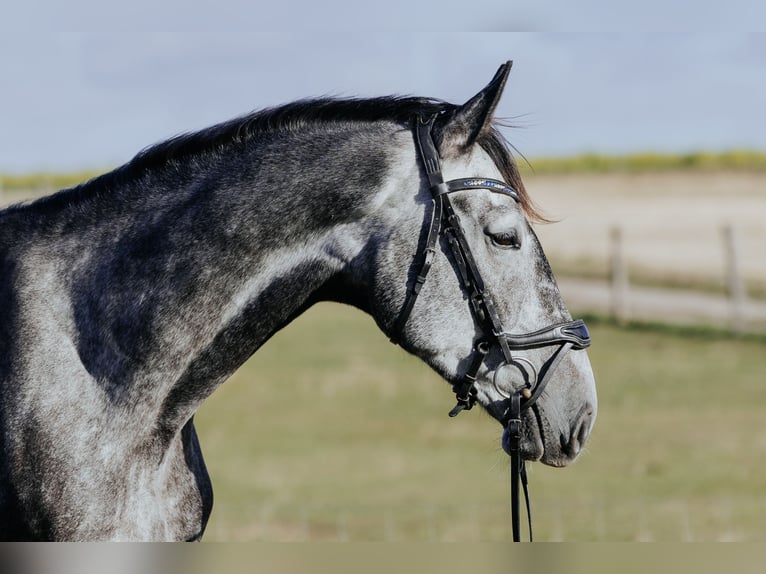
left=0, top=62, right=596, bottom=540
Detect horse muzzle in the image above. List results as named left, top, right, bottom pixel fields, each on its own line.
left=500, top=400, right=595, bottom=466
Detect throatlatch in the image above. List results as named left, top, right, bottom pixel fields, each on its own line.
left=390, top=113, right=592, bottom=542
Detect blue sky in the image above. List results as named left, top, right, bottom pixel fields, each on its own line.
left=1, top=18, right=764, bottom=172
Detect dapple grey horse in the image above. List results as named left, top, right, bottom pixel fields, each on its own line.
left=0, top=62, right=596, bottom=540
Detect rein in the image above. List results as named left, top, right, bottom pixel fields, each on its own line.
left=390, top=113, right=592, bottom=542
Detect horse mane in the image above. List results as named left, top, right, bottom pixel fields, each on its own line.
left=131, top=97, right=446, bottom=168
left=36, top=96, right=543, bottom=222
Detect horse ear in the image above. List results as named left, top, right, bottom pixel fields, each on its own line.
left=436, top=60, right=512, bottom=155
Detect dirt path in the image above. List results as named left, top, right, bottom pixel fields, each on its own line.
left=527, top=171, right=766, bottom=288
left=558, top=277, right=766, bottom=332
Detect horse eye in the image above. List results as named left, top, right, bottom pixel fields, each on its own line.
left=489, top=231, right=521, bottom=250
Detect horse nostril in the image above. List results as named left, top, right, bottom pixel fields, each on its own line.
left=577, top=414, right=590, bottom=444
left=562, top=406, right=594, bottom=458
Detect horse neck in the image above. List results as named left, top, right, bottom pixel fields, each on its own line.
left=21, top=124, right=401, bottom=440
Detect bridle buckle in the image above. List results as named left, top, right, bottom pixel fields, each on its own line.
left=507, top=417, right=522, bottom=443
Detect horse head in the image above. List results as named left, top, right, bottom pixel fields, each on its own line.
left=360, top=62, right=597, bottom=468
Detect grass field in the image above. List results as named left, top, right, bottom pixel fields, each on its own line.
left=194, top=303, right=766, bottom=542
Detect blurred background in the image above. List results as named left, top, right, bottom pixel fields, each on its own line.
left=1, top=24, right=764, bottom=541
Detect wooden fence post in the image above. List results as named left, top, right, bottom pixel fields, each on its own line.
left=722, top=224, right=746, bottom=334
left=610, top=226, right=629, bottom=324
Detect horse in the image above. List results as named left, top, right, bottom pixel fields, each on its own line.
left=0, top=61, right=596, bottom=541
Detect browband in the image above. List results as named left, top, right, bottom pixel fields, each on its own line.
left=441, top=178, right=520, bottom=201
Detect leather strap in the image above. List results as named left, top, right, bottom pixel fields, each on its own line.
left=523, top=342, right=573, bottom=409
left=390, top=195, right=444, bottom=343
left=509, top=392, right=534, bottom=542
left=508, top=393, right=524, bottom=541
left=448, top=341, right=488, bottom=417
left=390, top=116, right=446, bottom=343
left=441, top=197, right=513, bottom=363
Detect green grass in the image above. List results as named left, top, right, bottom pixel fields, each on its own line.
left=194, top=303, right=766, bottom=541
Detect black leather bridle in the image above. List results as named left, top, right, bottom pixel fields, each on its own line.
left=389, top=113, right=592, bottom=542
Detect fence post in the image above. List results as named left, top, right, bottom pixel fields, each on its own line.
left=722, top=224, right=746, bottom=334
left=610, top=226, right=629, bottom=324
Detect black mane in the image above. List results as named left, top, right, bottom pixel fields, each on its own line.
left=131, top=96, right=450, bottom=172
left=15, top=96, right=543, bottom=222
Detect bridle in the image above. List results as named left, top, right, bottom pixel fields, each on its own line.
left=389, top=113, right=592, bottom=542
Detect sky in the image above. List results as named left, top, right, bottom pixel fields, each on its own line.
left=1, top=6, right=765, bottom=173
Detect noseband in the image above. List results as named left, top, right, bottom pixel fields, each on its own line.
left=390, top=113, right=592, bottom=542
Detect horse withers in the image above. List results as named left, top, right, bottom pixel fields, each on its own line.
left=0, top=62, right=596, bottom=540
